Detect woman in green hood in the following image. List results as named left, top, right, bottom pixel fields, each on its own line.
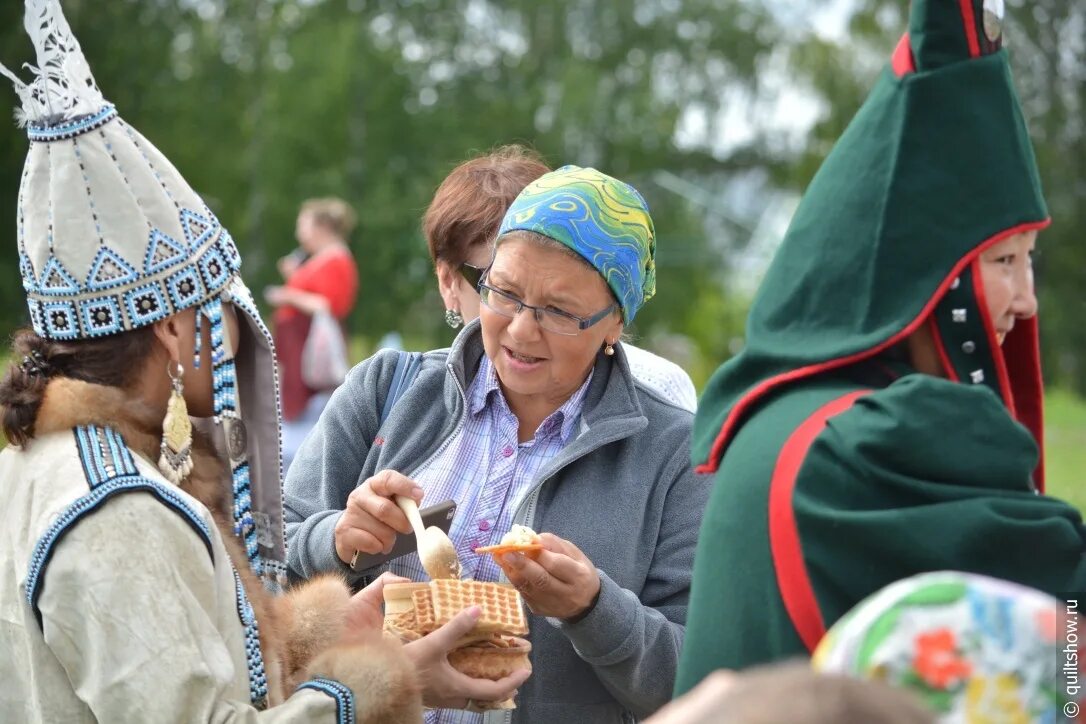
left=675, top=0, right=1086, bottom=692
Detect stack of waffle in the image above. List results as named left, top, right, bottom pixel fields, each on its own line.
left=383, top=579, right=532, bottom=710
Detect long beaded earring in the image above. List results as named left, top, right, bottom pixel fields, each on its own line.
left=158, top=360, right=194, bottom=484
left=193, top=308, right=202, bottom=370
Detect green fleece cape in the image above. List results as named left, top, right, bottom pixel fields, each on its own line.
left=675, top=0, right=1086, bottom=693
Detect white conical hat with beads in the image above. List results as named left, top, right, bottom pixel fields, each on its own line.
left=2, top=0, right=287, bottom=587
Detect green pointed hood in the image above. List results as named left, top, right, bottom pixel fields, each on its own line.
left=695, top=0, right=1048, bottom=482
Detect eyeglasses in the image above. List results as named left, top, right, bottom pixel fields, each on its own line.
left=458, top=262, right=484, bottom=290
left=478, top=280, right=617, bottom=336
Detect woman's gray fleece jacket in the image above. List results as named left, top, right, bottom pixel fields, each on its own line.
left=283, top=323, right=708, bottom=723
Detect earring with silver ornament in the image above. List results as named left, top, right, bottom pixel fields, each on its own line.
left=604, top=340, right=615, bottom=356
left=445, top=308, right=464, bottom=329
left=158, top=360, right=194, bottom=484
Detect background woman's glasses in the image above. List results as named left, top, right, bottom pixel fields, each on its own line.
left=458, top=262, right=484, bottom=290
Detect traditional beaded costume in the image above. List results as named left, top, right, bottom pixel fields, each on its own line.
left=2, top=0, right=287, bottom=587
left=0, top=3, right=422, bottom=721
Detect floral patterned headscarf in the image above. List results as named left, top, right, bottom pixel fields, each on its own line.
left=813, top=571, right=1077, bottom=723
left=496, top=165, right=656, bottom=324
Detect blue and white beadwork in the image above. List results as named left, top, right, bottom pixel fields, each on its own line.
left=26, top=104, right=118, bottom=142
left=124, top=282, right=170, bottom=328
left=225, top=279, right=289, bottom=588
left=193, top=306, right=202, bottom=370
left=297, top=678, right=355, bottom=724
left=166, top=264, right=208, bottom=311
left=22, top=206, right=240, bottom=340
left=37, top=255, right=81, bottom=295
left=19, top=251, right=37, bottom=294
left=232, top=568, right=269, bottom=709
left=145, top=229, right=189, bottom=275
left=80, top=296, right=124, bottom=337
left=202, top=296, right=264, bottom=579
left=181, top=208, right=216, bottom=250
left=85, top=245, right=140, bottom=292
left=75, top=425, right=139, bottom=484
left=26, top=425, right=214, bottom=627
left=39, top=300, right=79, bottom=340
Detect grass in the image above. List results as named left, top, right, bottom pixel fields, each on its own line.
left=1041, top=389, right=1086, bottom=512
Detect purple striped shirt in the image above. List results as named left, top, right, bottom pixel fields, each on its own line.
left=385, top=355, right=591, bottom=724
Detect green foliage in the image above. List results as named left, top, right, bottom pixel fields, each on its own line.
left=0, top=0, right=1082, bottom=394
left=0, top=0, right=781, bottom=363
left=1042, top=389, right=1086, bottom=513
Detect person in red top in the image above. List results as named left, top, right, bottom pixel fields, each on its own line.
left=265, top=197, right=359, bottom=466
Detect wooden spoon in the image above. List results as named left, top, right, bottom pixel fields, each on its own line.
left=395, top=495, right=462, bottom=580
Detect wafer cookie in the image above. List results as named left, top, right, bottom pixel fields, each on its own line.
left=448, top=636, right=532, bottom=680
left=412, top=589, right=438, bottom=633
left=429, top=579, right=528, bottom=636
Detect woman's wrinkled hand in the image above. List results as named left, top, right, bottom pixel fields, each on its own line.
left=344, top=572, right=410, bottom=632
left=403, top=607, right=532, bottom=710
left=334, top=470, right=424, bottom=566
left=497, top=533, right=601, bottom=621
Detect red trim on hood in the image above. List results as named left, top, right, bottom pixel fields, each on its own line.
left=928, top=315, right=960, bottom=382
left=770, top=390, right=871, bottom=653
left=970, top=258, right=1017, bottom=417
left=1004, top=316, right=1046, bottom=491
left=959, top=0, right=982, bottom=58
left=891, top=33, right=916, bottom=77
left=696, top=219, right=1051, bottom=475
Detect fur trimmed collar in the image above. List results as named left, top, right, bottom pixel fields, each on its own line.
left=31, top=379, right=421, bottom=715
left=35, top=377, right=228, bottom=520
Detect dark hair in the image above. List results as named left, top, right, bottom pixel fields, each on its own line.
left=423, top=145, right=550, bottom=267
left=0, top=327, right=157, bottom=446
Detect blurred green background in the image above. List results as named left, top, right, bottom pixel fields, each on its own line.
left=1, top=0, right=1083, bottom=505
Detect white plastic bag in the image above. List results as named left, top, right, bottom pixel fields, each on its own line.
left=301, top=309, right=349, bottom=389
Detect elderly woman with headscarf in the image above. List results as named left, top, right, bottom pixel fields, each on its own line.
left=422, top=144, right=698, bottom=412
left=285, top=166, right=707, bottom=722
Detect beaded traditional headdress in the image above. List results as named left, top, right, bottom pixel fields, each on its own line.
left=2, top=0, right=287, bottom=587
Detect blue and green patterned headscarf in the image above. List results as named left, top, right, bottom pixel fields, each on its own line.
left=496, top=165, right=656, bottom=323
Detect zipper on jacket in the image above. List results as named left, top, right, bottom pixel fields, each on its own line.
left=495, top=422, right=637, bottom=589
left=492, top=421, right=642, bottom=724
left=520, top=485, right=542, bottom=531
left=510, top=422, right=637, bottom=530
